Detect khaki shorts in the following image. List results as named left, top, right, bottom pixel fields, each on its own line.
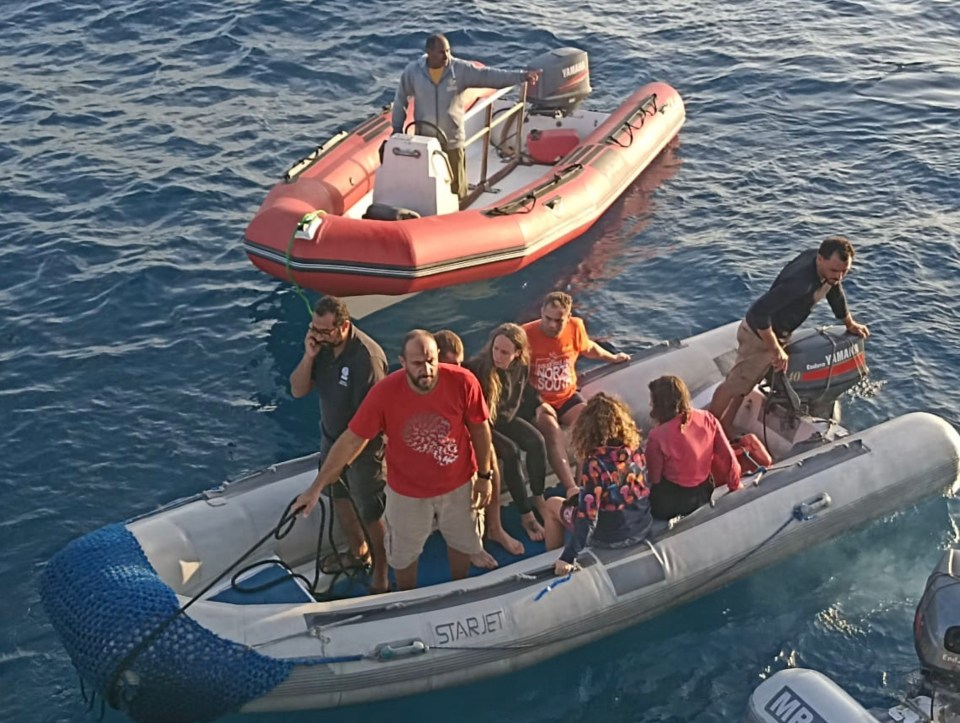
left=724, top=321, right=787, bottom=397
left=383, top=479, right=482, bottom=569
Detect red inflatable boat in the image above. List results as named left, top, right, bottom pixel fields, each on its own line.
left=244, top=49, right=685, bottom=297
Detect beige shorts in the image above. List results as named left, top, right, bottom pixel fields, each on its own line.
left=724, top=320, right=786, bottom=397
left=383, top=479, right=482, bottom=569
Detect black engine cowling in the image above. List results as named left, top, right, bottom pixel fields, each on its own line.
left=768, top=326, right=868, bottom=417
left=527, top=47, right=592, bottom=116
left=915, top=549, right=960, bottom=695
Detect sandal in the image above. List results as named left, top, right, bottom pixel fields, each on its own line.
left=321, top=550, right=371, bottom=571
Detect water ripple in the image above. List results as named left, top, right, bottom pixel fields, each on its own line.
left=3, top=0, right=960, bottom=720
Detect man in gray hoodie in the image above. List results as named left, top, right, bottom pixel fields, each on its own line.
left=391, top=33, right=540, bottom=199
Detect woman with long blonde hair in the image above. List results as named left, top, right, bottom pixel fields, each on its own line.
left=543, top=392, right=651, bottom=575
left=646, top=375, right=741, bottom=520
left=465, top=323, right=552, bottom=542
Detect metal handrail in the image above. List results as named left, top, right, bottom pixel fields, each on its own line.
left=459, top=82, right=528, bottom=208
left=461, top=83, right=527, bottom=149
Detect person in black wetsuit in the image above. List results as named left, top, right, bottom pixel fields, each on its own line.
left=465, top=323, right=560, bottom=542
left=436, top=328, right=525, bottom=556
left=708, top=235, right=870, bottom=436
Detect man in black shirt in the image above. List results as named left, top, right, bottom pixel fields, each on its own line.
left=290, top=296, right=389, bottom=593
left=709, top=236, right=870, bottom=436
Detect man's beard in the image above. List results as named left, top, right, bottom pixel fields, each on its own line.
left=406, top=369, right=436, bottom=391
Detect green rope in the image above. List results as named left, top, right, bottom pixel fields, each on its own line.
left=286, top=211, right=326, bottom=317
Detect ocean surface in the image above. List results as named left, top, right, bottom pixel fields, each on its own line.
left=3, top=0, right=960, bottom=721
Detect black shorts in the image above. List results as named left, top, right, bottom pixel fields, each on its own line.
left=319, top=437, right=386, bottom=522
left=555, top=391, right=587, bottom=420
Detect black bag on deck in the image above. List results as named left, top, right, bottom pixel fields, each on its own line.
left=362, top=203, right=421, bottom=221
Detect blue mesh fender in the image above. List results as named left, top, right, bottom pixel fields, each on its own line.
left=40, top=523, right=293, bottom=722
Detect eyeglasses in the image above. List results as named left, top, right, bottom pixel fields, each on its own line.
left=311, top=325, right=340, bottom=337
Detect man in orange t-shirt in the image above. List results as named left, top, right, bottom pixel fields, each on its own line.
left=522, top=291, right=631, bottom=429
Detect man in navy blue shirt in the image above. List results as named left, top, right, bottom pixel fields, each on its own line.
left=709, top=236, right=870, bottom=435
left=290, top=296, right=390, bottom=593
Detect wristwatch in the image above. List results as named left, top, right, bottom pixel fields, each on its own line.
left=476, top=470, right=494, bottom=481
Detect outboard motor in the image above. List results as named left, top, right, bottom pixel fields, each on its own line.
left=913, top=548, right=960, bottom=714
left=767, top=325, right=868, bottom=421
left=527, top=47, right=592, bottom=116
left=746, top=668, right=883, bottom=722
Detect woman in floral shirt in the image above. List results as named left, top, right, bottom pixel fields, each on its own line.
left=544, top=392, right=652, bottom=575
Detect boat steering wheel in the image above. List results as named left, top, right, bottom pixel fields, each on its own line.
left=404, top=120, right=449, bottom=148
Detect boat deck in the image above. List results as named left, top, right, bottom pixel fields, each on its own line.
left=343, top=95, right=609, bottom=220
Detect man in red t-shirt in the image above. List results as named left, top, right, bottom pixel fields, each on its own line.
left=522, top=292, right=631, bottom=494
left=293, top=330, right=499, bottom=590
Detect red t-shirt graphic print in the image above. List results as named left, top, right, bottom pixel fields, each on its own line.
left=349, top=363, right=489, bottom=497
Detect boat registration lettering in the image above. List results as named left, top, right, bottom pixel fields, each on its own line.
left=433, top=609, right=505, bottom=645
left=763, top=685, right=827, bottom=723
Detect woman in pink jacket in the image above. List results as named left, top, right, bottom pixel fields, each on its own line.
left=646, top=375, right=741, bottom=520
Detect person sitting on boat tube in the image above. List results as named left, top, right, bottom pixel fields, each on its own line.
left=436, top=327, right=526, bottom=557
left=293, top=330, right=499, bottom=590
left=646, top=375, right=741, bottom=520
left=708, top=235, right=870, bottom=437
left=541, top=393, right=652, bottom=576
left=391, top=33, right=541, bottom=199
left=464, top=323, right=554, bottom=546
left=523, top=291, right=630, bottom=491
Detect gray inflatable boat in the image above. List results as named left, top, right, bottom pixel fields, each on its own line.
left=40, top=321, right=960, bottom=722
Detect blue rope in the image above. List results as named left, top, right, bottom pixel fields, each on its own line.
left=534, top=571, right=573, bottom=601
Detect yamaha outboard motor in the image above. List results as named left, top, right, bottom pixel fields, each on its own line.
left=527, top=48, right=592, bottom=116
left=913, top=548, right=960, bottom=715
left=767, top=326, right=868, bottom=421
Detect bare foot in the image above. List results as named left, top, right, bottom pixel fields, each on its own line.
left=521, top=512, right=545, bottom=542
left=470, top=550, right=499, bottom=570
left=367, top=580, right=390, bottom=595
left=487, top=526, right=524, bottom=556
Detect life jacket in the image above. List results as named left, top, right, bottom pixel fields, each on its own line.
left=711, top=433, right=772, bottom=486
left=733, top=433, right=772, bottom=474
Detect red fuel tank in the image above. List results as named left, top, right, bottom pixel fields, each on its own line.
left=526, top=129, right=580, bottom=164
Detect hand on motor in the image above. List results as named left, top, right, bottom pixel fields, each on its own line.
left=554, top=559, right=575, bottom=576
left=771, top=345, right=789, bottom=373
left=292, top=487, right=322, bottom=518
left=472, top=478, right=493, bottom=510
left=525, top=69, right=542, bottom=86
left=846, top=321, right=870, bottom=339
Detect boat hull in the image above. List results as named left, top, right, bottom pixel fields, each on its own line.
left=243, top=83, right=685, bottom=296
left=40, top=324, right=960, bottom=720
